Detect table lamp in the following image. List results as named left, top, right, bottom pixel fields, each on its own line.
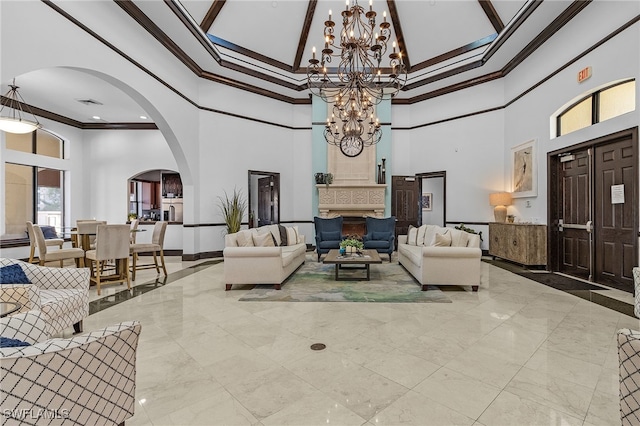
left=489, top=192, right=512, bottom=223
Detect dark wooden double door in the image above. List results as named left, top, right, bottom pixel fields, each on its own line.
left=551, top=129, right=638, bottom=291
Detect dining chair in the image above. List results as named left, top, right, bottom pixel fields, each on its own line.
left=76, top=220, right=106, bottom=251
left=129, top=219, right=140, bottom=244
left=130, top=221, right=168, bottom=281
left=84, top=224, right=131, bottom=295
left=33, top=225, right=85, bottom=268
left=26, top=221, right=63, bottom=264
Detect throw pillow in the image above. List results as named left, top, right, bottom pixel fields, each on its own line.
left=0, top=337, right=31, bottom=348
left=321, top=230, right=341, bottom=241
left=278, top=225, right=288, bottom=246
left=407, top=225, right=418, bottom=246
left=41, top=226, right=58, bottom=239
left=416, top=225, right=427, bottom=246
left=0, top=264, right=31, bottom=284
left=434, top=232, right=452, bottom=247
left=235, top=230, right=254, bottom=247
left=286, top=226, right=300, bottom=246
left=450, top=230, right=469, bottom=248
left=372, top=231, right=391, bottom=240
left=252, top=232, right=276, bottom=247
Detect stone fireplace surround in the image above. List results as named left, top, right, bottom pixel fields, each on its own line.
left=316, top=183, right=387, bottom=219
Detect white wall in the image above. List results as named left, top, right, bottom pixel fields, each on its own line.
left=503, top=0, right=640, bottom=223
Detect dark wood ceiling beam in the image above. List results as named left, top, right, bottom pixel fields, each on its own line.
left=293, top=0, right=318, bottom=71
left=478, top=0, right=504, bottom=33
left=165, top=0, right=220, bottom=62
left=386, top=0, right=411, bottom=71
left=403, top=59, right=485, bottom=91
left=482, top=0, right=542, bottom=63
left=392, top=71, right=503, bottom=104
left=208, top=35, right=293, bottom=73
left=1, top=96, right=159, bottom=129
left=200, top=70, right=305, bottom=103
left=200, top=0, right=225, bottom=32
left=410, top=33, right=497, bottom=73
left=502, top=0, right=592, bottom=75
left=114, top=0, right=202, bottom=75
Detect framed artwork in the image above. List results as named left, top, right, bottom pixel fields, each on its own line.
left=421, top=193, right=432, bottom=211
left=511, top=139, right=537, bottom=198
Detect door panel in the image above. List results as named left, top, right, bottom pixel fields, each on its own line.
left=594, top=137, right=637, bottom=290
left=392, top=176, right=419, bottom=245
left=258, top=177, right=272, bottom=226
left=559, top=149, right=591, bottom=279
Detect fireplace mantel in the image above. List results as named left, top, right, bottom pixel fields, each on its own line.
left=317, top=184, right=386, bottom=218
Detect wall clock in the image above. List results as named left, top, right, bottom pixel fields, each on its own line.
left=340, top=138, right=363, bottom=157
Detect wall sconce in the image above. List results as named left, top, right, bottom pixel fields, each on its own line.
left=489, top=192, right=512, bottom=223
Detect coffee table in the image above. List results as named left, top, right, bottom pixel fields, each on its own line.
left=323, top=249, right=382, bottom=281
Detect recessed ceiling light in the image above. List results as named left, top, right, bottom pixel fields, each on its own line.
left=140, top=115, right=147, bottom=119
left=92, top=116, right=100, bottom=120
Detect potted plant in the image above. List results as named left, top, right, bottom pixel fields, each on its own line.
left=340, top=237, right=364, bottom=254
left=217, top=188, right=247, bottom=235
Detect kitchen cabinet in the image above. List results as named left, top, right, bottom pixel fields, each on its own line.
left=489, top=223, right=547, bottom=266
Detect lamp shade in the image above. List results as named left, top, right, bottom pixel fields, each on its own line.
left=489, top=192, right=512, bottom=207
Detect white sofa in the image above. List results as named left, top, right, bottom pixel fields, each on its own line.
left=223, top=225, right=306, bottom=290
left=0, top=258, right=90, bottom=335
left=398, top=225, right=482, bottom=291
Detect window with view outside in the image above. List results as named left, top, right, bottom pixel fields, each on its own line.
left=2, top=129, right=65, bottom=243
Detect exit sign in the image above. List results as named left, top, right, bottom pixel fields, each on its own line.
left=578, top=66, right=592, bottom=83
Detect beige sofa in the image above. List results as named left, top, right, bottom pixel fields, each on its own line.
left=223, top=225, right=306, bottom=290
left=398, top=225, right=482, bottom=291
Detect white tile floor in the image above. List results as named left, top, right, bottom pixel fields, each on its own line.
left=74, top=255, right=636, bottom=425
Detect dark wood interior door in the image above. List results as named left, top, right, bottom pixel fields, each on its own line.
left=558, top=149, right=591, bottom=280
left=392, top=176, right=419, bottom=245
left=594, top=136, right=637, bottom=291
left=258, top=177, right=272, bottom=226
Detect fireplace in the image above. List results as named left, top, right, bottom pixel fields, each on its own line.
left=342, top=217, right=367, bottom=238
left=317, top=183, right=386, bottom=219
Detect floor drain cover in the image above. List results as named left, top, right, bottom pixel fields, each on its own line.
left=310, top=343, right=326, bottom=351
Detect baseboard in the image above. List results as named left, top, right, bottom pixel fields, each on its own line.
left=182, top=251, right=223, bottom=261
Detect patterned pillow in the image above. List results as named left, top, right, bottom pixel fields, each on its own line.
left=416, top=225, right=427, bottom=246
left=278, top=225, right=288, bottom=246
left=252, top=232, right=276, bottom=247
left=0, top=337, right=31, bottom=348
left=0, top=264, right=31, bottom=284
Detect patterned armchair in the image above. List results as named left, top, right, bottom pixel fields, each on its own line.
left=314, top=216, right=344, bottom=261
left=1, top=313, right=141, bottom=426
left=0, top=258, right=90, bottom=335
left=619, top=328, right=640, bottom=425
left=363, top=216, right=396, bottom=260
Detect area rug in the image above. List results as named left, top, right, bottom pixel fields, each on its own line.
left=238, top=259, right=451, bottom=303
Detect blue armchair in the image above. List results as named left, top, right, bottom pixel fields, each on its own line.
left=314, top=216, right=344, bottom=261
left=363, top=216, right=396, bottom=261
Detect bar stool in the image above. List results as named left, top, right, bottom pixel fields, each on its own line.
left=85, top=224, right=132, bottom=295
left=26, top=221, right=63, bottom=264
left=33, top=225, right=85, bottom=268
left=130, top=221, right=168, bottom=281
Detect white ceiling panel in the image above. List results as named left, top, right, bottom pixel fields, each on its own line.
left=179, top=0, right=215, bottom=26
left=396, top=0, right=495, bottom=65
left=209, top=0, right=310, bottom=66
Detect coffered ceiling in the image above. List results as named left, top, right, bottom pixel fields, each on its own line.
left=2, top=0, right=594, bottom=126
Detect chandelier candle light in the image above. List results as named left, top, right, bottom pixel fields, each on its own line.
left=0, top=79, right=41, bottom=134
left=308, top=0, right=406, bottom=149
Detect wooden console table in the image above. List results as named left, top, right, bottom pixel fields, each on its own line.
left=489, top=223, right=547, bottom=266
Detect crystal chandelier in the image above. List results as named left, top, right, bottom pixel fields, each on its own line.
left=307, top=0, right=407, bottom=104
left=0, top=79, right=41, bottom=134
left=325, top=88, right=381, bottom=147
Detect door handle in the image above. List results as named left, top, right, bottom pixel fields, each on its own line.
left=586, top=221, right=593, bottom=233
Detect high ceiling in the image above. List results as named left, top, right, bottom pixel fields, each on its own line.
left=2, top=0, right=593, bottom=126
